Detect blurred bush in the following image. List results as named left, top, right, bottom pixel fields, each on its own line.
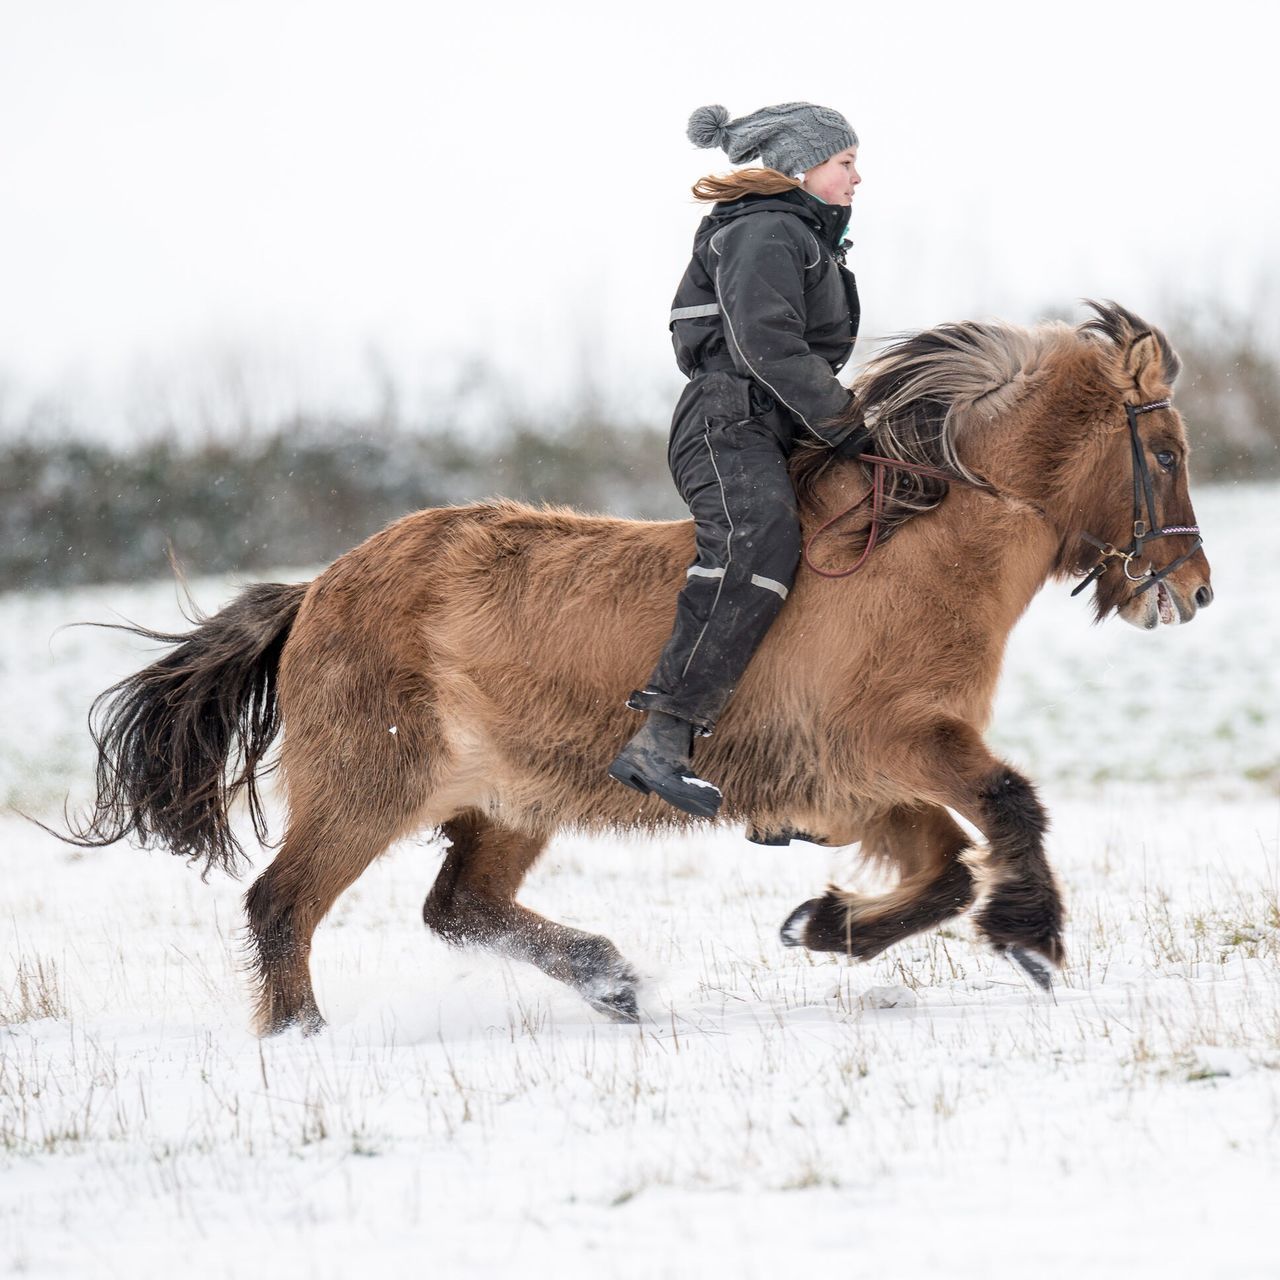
left=1, top=297, right=1274, bottom=591
left=1157, top=298, right=1280, bottom=480
left=0, top=412, right=686, bottom=591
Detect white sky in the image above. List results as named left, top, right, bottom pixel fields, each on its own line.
left=1, top=0, right=1277, bottom=439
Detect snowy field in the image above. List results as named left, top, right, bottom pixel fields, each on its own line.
left=2, top=482, right=1278, bottom=1279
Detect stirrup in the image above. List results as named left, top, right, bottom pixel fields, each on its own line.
left=745, top=825, right=829, bottom=847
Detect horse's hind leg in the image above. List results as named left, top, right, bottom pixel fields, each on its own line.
left=782, top=803, right=976, bottom=960
left=244, top=800, right=408, bottom=1035
left=423, top=811, right=641, bottom=1022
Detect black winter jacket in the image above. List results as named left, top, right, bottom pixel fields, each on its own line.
left=668, top=186, right=861, bottom=447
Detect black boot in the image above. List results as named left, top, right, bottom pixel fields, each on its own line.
left=607, top=711, right=723, bottom=819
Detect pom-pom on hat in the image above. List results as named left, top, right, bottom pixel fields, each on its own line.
left=686, top=102, right=858, bottom=177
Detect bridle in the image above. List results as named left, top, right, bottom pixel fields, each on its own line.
left=802, top=397, right=1204, bottom=598
left=1068, top=398, right=1203, bottom=599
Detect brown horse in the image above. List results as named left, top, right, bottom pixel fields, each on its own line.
left=68, top=301, right=1212, bottom=1034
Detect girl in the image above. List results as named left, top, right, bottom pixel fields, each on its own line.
left=608, top=101, right=866, bottom=819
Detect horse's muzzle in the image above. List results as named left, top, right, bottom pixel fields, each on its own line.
left=1119, top=575, right=1212, bottom=630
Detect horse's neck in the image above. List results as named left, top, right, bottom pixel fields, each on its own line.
left=800, top=465, right=879, bottom=534
left=805, top=462, right=1062, bottom=626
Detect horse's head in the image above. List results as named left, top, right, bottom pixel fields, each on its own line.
left=1063, top=301, right=1213, bottom=629
left=789, top=302, right=1214, bottom=626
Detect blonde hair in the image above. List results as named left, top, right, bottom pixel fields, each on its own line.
left=691, top=167, right=802, bottom=203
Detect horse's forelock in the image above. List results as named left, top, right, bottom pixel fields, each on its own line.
left=1078, top=298, right=1181, bottom=385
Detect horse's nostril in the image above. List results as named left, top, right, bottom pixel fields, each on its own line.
left=1195, top=585, right=1214, bottom=608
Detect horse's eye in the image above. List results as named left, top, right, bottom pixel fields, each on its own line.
left=1155, top=450, right=1177, bottom=470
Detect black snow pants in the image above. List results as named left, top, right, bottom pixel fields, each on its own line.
left=626, top=362, right=803, bottom=736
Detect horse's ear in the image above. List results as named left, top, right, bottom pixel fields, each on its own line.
left=1122, top=332, right=1174, bottom=400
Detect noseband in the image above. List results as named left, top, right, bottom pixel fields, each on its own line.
left=1069, top=398, right=1204, bottom=599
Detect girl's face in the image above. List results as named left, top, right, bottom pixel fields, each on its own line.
left=801, top=146, right=861, bottom=206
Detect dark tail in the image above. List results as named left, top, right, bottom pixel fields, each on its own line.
left=62, top=580, right=309, bottom=878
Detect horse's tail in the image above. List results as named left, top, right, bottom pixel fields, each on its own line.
left=64, top=580, right=309, bottom=879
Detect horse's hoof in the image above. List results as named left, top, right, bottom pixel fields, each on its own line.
left=578, top=955, right=642, bottom=1023
left=259, top=1006, right=326, bottom=1038
left=587, top=984, right=641, bottom=1023
left=1003, top=945, right=1054, bottom=991
left=780, top=898, right=821, bottom=948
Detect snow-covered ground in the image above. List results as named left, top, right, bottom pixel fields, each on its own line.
left=2, top=482, right=1278, bottom=1279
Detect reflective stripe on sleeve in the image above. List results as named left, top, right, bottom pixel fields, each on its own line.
left=670, top=303, right=722, bottom=323
left=750, top=573, right=789, bottom=600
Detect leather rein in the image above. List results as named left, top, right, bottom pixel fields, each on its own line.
left=802, top=452, right=984, bottom=579
left=803, top=398, right=1204, bottom=595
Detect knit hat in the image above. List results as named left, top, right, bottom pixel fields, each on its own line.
left=687, top=102, right=858, bottom=177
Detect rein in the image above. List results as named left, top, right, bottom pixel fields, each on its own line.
left=802, top=453, right=990, bottom=579
left=1068, top=399, right=1203, bottom=598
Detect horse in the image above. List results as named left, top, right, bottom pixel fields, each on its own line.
left=66, top=300, right=1212, bottom=1035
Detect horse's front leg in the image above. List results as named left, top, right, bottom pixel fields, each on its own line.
left=782, top=717, right=1065, bottom=984
left=779, top=801, right=978, bottom=962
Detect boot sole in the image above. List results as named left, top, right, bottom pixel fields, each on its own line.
left=606, top=761, right=722, bottom=820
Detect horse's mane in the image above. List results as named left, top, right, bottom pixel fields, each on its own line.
left=789, top=314, right=1077, bottom=549
left=791, top=300, right=1182, bottom=554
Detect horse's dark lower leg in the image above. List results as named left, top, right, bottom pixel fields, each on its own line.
left=424, top=811, right=641, bottom=1022
left=782, top=803, right=976, bottom=958
left=782, top=720, right=1064, bottom=979
left=244, top=811, right=401, bottom=1035
left=244, top=869, right=322, bottom=1035
left=906, top=718, right=1064, bottom=971
left=968, top=767, right=1063, bottom=971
